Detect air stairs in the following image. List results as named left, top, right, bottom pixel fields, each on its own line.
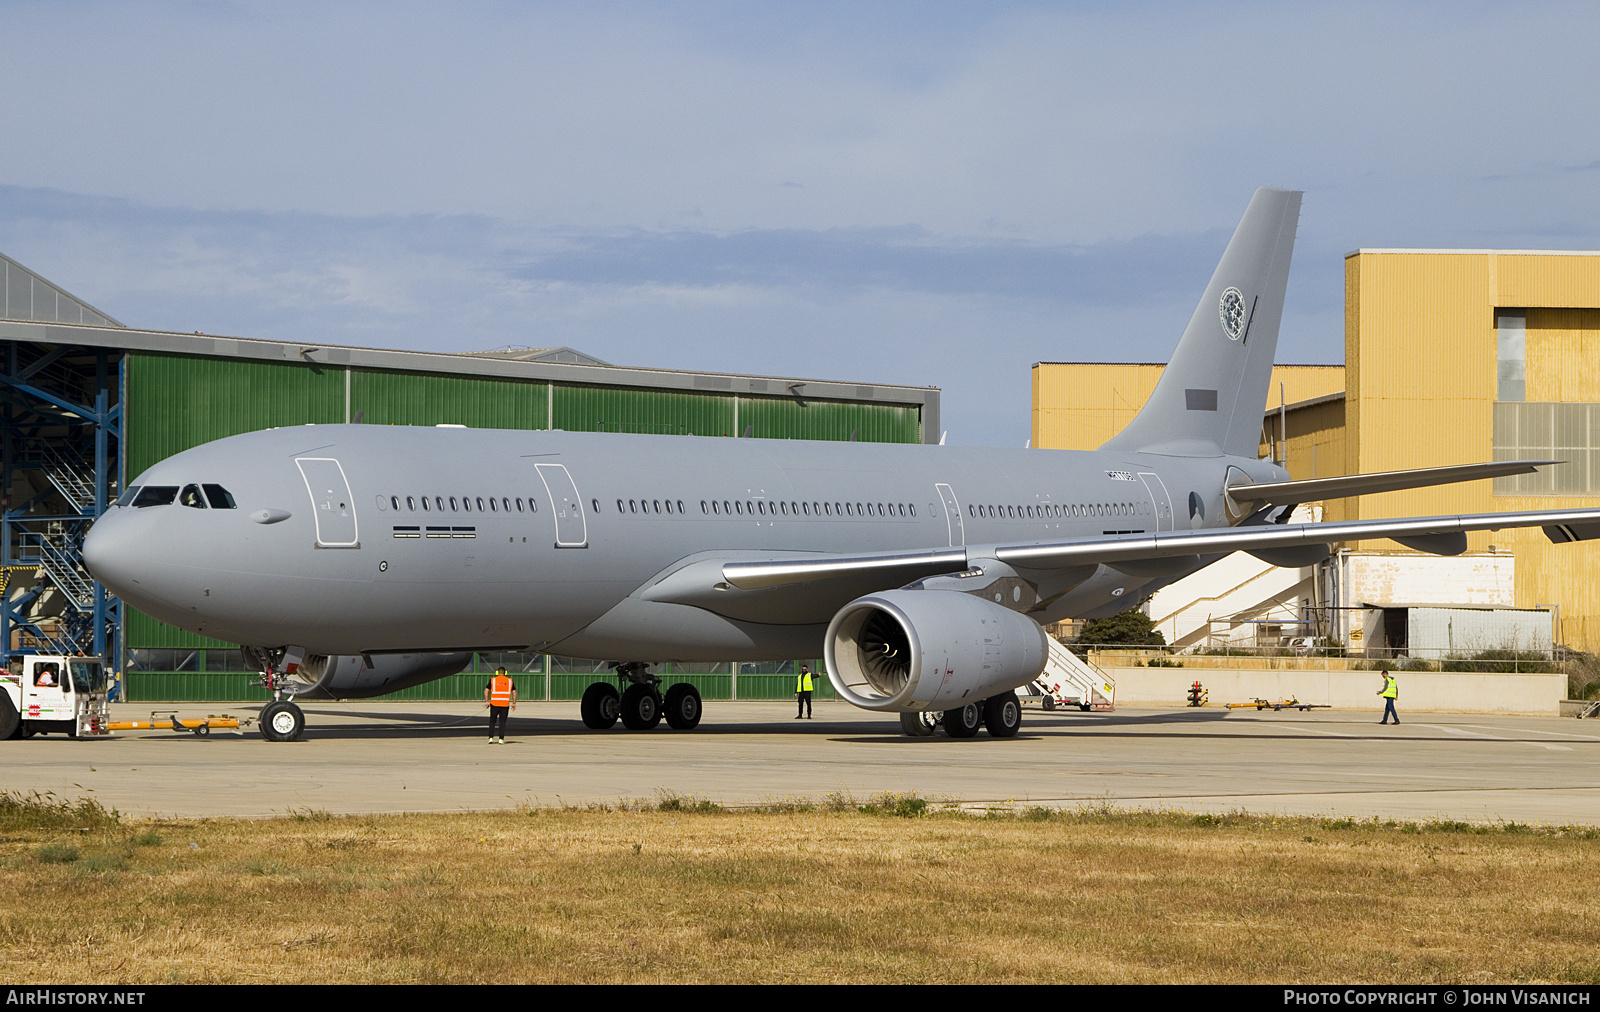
left=1026, top=635, right=1115, bottom=711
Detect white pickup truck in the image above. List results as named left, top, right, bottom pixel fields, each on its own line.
left=0, top=655, right=112, bottom=739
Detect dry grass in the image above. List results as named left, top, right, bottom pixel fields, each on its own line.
left=0, top=791, right=1596, bottom=984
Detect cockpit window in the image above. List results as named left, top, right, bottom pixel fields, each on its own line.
left=116, top=486, right=141, bottom=506
left=179, top=484, right=207, bottom=509
left=202, top=484, right=237, bottom=509
left=132, top=486, right=179, bottom=508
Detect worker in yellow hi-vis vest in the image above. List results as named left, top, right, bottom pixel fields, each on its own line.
left=484, top=665, right=517, bottom=743
left=1377, top=668, right=1400, bottom=726
left=795, top=664, right=814, bottom=720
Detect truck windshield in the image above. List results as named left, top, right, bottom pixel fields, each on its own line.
left=68, top=661, right=105, bottom=693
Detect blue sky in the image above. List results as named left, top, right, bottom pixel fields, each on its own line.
left=3, top=1, right=1598, bottom=445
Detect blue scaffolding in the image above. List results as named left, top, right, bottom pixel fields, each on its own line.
left=1, top=254, right=125, bottom=677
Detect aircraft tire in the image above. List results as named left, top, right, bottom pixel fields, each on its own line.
left=0, top=693, right=19, bottom=740
left=580, top=682, right=622, bottom=729
left=899, top=711, right=939, bottom=737
left=260, top=700, right=305, bottom=742
left=942, top=703, right=982, bottom=739
left=983, top=692, right=1022, bottom=738
left=620, top=684, right=663, bottom=731
left=663, top=683, right=702, bottom=730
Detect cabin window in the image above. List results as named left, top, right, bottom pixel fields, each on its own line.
left=677, top=500, right=685, bottom=513
left=449, top=497, right=458, bottom=511
left=391, top=496, right=400, bottom=511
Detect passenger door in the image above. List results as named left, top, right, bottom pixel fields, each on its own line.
left=296, top=458, right=360, bottom=548
left=536, top=463, right=588, bottom=548
left=1138, top=472, right=1173, bottom=532
left=935, top=483, right=965, bottom=547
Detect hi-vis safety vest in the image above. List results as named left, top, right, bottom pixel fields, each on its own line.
left=796, top=671, right=814, bottom=693
left=1382, top=675, right=1398, bottom=699
left=490, top=674, right=514, bottom=706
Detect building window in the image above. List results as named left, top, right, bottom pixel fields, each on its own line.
left=1494, top=401, right=1600, bottom=494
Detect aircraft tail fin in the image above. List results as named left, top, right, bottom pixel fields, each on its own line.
left=1101, top=187, right=1302, bottom=458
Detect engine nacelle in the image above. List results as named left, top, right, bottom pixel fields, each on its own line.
left=284, top=652, right=474, bottom=700
left=824, top=590, right=1048, bottom=712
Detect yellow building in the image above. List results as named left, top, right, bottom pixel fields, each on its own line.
left=1031, top=249, right=1600, bottom=651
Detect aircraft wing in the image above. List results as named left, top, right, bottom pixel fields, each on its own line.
left=720, top=505, right=1600, bottom=591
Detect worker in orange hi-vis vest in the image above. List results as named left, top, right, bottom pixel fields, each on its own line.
left=484, top=666, right=517, bottom=744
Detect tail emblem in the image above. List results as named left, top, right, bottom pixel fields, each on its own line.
left=1219, top=287, right=1247, bottom=340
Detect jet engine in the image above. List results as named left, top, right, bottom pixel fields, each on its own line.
left=824, top=590, right=1048, bottom=712
left=272, top=651, right=474, bottom=700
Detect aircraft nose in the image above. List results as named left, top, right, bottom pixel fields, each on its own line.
left=82, top=511, right=145, bottom=600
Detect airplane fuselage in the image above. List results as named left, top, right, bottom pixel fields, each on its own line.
left=85, top=424, right=1282, bottom=661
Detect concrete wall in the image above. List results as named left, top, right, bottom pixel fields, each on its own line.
left=1104, top=665, right=1567, bottom=716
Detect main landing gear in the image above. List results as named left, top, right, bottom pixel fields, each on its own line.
left=581, top=662, right=702, bottom=732
left=898, top=690, right=1022, bottom=739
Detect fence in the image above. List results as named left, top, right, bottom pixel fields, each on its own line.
left=119, top=653, right=831, bottom=703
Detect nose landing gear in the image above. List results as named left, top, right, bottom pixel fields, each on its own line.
left=245, top=647, right=307, bottom=742
left=260, top=699, right=305, bottom=742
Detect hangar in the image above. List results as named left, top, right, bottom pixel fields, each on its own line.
left=0, top=252, right=939, bottom=701
left=1034, top=248, right=1600, bottom=657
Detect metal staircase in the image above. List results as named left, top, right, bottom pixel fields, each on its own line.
left=1029, top=635, right=1116, bottom=711
left=32, top=440, right=97, bottom=515
left=7, top=437, right=103, bottom=658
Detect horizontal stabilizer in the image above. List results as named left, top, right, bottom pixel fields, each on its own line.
left=1227, top=460, right=1557, bottom=506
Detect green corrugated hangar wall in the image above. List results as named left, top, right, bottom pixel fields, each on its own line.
left=121, top=353, right=922, bottom=702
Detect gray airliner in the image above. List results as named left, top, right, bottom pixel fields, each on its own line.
left=82, top=188, right=1600, bottom=741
